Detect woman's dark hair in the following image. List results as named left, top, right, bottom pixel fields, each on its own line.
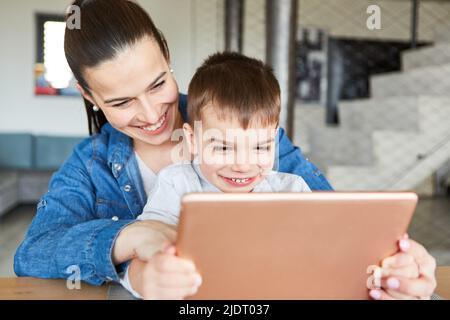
left=64, top=0, right=170, bottom=135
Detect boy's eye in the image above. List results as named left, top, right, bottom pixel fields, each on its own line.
left=256, top=145, right=271, bottom=151
left=213, top=146, right=232, bottom=152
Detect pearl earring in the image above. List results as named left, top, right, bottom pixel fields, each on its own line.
left=170, top=68, right=174, bottom=74
left=93, top=105, right=100, bottom=112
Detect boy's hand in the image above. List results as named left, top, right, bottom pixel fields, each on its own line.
left=129, top=244, right=202, bottom=300
left=368, top=235, right=437, bottom=300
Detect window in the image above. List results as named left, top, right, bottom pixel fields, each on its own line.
left=35, top=13, right=80, bottom=97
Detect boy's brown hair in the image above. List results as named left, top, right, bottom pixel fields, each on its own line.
left=187, top=52, right=281, bottom=129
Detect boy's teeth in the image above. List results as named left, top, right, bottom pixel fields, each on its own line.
left=231, top=178, right=250, bottom=183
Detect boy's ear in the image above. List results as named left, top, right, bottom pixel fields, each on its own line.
left=76, top=83, right=96, bottom=106
left=273, top=125, right=281, bottom=140
left=182, top=123, right=197, bottom=156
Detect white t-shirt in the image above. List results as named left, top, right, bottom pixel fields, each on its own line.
left=135, top=151, right=157, bottom=195
left=119, top=152, right=156, bottom=299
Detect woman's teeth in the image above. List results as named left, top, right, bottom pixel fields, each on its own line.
left=142, top=112, right=167, bottom=132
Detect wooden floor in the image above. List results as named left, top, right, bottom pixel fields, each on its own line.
left=0, top=206, right=35, bottom=277
left=1, top=197, right=450, bottom=277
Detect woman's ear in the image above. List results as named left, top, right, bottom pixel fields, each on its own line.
left=76, top=83, right=96, bottom=106
left=182, top=123, right=197, bottom=156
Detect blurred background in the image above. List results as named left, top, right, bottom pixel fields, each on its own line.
left=0, top=0, right=449, bottom=277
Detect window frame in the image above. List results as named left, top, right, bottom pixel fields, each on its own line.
left=35, top=13, right=66, bottom=65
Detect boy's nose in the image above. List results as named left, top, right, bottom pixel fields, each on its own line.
left=230, top=163, right=251, bottom=173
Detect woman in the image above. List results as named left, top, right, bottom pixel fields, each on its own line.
left=14, top=0, right=436, bottom=300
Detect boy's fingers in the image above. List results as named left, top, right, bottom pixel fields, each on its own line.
left=143, top=286, right=195, bottom=300
left=156, top=272, right=202, bottom=289
left=154, top=254, right=196, bottom=273
left=156, top=286, right=200, bottom=300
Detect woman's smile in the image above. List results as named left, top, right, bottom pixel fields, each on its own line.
left=138, top=109, right=169, bottom=136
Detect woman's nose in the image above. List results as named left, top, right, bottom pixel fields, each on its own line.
left=138, top=97, right=161, bottom=123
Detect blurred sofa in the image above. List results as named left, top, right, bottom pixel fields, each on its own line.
left=0, top=134, right=85, bottom=217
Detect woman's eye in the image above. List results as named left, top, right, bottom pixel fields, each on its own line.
left=152, top=81, right=165, bottom=90
left=113, top=100, right=132, bottom=108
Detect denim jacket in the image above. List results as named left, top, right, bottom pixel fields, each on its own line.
left=14, top=94, right=333, bottom=286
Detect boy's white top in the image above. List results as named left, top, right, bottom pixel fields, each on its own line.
left=121, top=156, right=310, bottom=299
left=138, top=158, right=311, bottom=225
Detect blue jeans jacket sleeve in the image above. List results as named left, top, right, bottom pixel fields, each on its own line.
left=14, top=153, right=133, bottom=286
left=276, top=127, right=333, bottom=191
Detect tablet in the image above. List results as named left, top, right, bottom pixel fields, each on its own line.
left=175, top=192, right=418, bottom=300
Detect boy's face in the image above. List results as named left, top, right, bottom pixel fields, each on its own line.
left=184, top=106, right=278, bottom=193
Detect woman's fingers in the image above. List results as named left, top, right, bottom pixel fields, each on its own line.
left=369, top=289, right=395, bottom=300
left=381, top=252, right=416, bottom=269
left=380, top=276, right=436, bottom=298
left=401, top=239, right=437, bottom=280
left=381, top=252, right=419, bottom=279
left=134, top=233, right=173, bottom=261
left=382, top=264, right=419, bottom=279
left=384, top=288, right=418, bottom=300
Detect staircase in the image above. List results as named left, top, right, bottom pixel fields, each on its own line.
left=294, top=36, right=450, bottom=191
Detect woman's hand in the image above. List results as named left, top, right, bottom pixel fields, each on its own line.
left=112, top=220, right=177, bottom=265
left=369, top=235, right=437, bottom=300
left=128, top=244, right=202, bottom=300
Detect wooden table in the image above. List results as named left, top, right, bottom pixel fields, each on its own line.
left=1, top=267, right=449, bottom=300
left=436, top=266, right=450, bottom=300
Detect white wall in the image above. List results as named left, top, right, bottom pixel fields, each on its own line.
left=2, top=0, right=450, bottom=136
left=0, top=0, right=195, bottom=136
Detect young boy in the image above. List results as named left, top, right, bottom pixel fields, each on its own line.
left=122, top=52, right=310, bottom=299
left=138, top=53, right=310, bottom=225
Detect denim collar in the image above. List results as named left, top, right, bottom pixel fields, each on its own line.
left=102, top=123, right=134, bottom=175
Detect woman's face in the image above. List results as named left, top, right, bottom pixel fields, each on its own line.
left=81, top=36, right=180, bottom=147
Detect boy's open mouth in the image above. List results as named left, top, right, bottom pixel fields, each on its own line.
left=219, top=175, right=258, bottom=187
